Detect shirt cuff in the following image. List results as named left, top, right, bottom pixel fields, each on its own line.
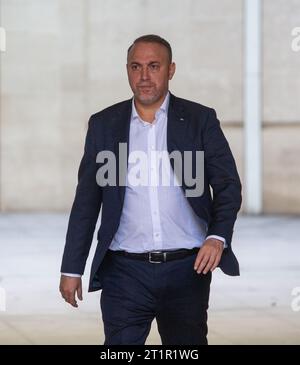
left=61, top=272, right=82, bottom=278
left=206, top=235, right=227, bottom=248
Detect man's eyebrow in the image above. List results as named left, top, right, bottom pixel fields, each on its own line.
left=129, top=61, right=161, bottom=65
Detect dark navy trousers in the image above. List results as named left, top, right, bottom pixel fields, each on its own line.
left=100, top=251, right=212, bottom=345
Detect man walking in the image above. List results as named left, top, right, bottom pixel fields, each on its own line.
left=60, top=34, right=242, bottom=345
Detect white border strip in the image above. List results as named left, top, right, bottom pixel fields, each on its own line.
left=244, top=0, right=262, bottom=213
left=0, top=27, right=6, bottom=52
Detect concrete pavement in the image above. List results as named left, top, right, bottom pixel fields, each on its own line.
left=0, top=213, right=299, bottom=344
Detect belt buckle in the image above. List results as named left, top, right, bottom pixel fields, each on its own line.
left=148, top=251, right=166, bottom=264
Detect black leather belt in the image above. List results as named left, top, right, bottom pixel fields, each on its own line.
left=108, top=247, right=199, bottom=263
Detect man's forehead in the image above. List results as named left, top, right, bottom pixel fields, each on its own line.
left=128, top=42, right=168, bottom=61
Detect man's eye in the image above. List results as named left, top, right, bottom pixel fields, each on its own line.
left=150, top=64, right=159, bottom=70
left=131, top=65, right=139, bottom=71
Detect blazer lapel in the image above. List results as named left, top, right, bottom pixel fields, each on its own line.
left=167, top=93, right=190, bottom=187
left=108, top=99, right=132, bottom=204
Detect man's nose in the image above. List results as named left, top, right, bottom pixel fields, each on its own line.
left=141, top=66, right=150, bottom=81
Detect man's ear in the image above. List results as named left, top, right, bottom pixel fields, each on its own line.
left=168, top=62, right=176, bottom=80
left=126, top=63, right=130, bottom=78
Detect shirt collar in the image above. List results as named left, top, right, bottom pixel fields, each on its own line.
left=131, top=91, right=170, bottom=124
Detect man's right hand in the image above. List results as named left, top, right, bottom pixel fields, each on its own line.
left=59, top=275, right=83, bottom=308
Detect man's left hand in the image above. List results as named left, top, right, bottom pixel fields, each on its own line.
left=193, top=238, right=224, bottom=274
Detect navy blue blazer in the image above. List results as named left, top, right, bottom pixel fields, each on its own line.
left=61, top=93, right=242, bottom=292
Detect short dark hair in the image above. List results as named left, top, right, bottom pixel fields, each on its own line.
left=127, top=34, right=172, bottom=63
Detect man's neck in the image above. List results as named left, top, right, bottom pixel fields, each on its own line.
left=134, top=92, right=168, bottom=123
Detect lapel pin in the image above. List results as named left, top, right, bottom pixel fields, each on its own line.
left=180, top=117, right=184, bottom=121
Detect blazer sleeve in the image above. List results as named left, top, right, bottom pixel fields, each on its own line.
left=60, top=115, right=102, bottom=275
left=203, top=108, right=242, bottom=247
